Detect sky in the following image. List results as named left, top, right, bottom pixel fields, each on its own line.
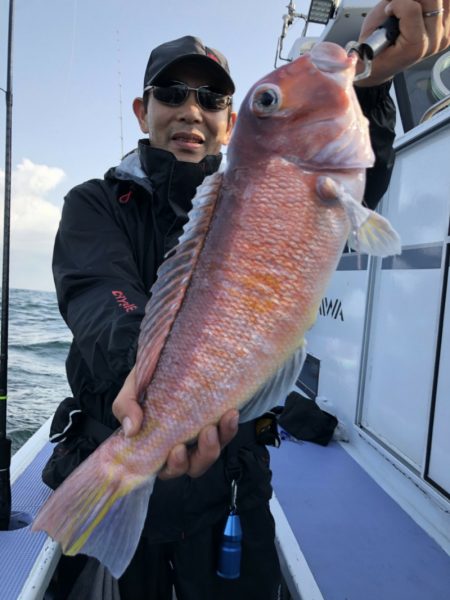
left=0, top=0, right=325, bottom=292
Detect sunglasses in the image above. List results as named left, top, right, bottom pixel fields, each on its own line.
left=144, top=81, right=232, bottom=111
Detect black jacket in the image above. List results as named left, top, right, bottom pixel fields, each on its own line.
left=43, top=83, right=396, bottom=541
left=53, top=142, right=222, bottom=432
left=355, top=82, right=396, bottom=210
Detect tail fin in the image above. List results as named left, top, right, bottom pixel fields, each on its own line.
left=33, top=450, right=155, bottom=579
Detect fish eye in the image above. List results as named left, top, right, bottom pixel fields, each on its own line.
left=251, top=84, right=282, bottom=117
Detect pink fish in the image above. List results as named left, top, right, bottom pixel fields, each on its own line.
left=33, top=42, right=400, bottom=577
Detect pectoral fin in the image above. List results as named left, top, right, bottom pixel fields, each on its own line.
left=347, top=207, right=401, bottom=257
left=317, top=175, right=401, bottom=257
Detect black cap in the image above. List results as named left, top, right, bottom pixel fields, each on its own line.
left=143, top=35, right=235, bottom=95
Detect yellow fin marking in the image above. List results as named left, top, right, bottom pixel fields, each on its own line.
left=65, top=478, right=134, bottom=555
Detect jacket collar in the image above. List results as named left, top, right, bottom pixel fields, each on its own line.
left=109, top=140, right=222, bottom=252
left=109, top=140, right=221, bottom=191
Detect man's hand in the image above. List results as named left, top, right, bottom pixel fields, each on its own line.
left=356, top=0, right=450, bottom=86
left=112, top=367, right=239, bottom=479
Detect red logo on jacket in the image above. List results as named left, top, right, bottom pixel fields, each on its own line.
left=118, top=191, right=132, bottom=204
left=112, top=290, right=137, bottom=313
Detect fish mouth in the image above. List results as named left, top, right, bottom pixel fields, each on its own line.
left=309, top=42, right=356, bottom=77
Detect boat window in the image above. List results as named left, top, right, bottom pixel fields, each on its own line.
left=394, top=48, right=450, bottom=132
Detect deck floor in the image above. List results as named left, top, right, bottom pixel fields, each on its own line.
left=1, top=443, right=54, bottom=600
left=270, top=440, right=450, bottom=600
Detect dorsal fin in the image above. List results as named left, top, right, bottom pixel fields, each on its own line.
left=135, top=172, right=223, bottom=398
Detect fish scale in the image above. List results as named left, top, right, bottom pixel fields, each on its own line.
left=134, top=165, right=349, bottom=441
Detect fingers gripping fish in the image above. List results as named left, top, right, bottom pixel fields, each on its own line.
left=33, top=42, right=400, bottom=578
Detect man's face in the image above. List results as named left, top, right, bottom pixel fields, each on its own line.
left=133, top=63, right=236, bottom=162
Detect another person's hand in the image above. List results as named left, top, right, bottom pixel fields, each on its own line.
left=112, top=367, right=240, bottom=479
left=356, top=0, right=450, bottom=86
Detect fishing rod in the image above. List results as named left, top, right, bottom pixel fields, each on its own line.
left=0, top=0, right=15, bottom=531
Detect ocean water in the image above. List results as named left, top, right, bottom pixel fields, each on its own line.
left=5, top=288, right=72, bottom=453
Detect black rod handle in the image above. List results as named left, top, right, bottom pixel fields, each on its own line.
left=0, top=437, right=11, bottom=530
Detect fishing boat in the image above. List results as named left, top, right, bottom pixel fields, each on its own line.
left=2, top=1, right=450, bottom=598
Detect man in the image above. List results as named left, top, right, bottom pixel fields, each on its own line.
left=44, top=2, right=450, bottom=598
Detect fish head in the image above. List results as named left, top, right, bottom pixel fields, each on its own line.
left=227, top=42, right=374, bottom=173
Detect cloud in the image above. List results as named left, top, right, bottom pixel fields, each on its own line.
left=0, top=159, right=65, bottom=291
